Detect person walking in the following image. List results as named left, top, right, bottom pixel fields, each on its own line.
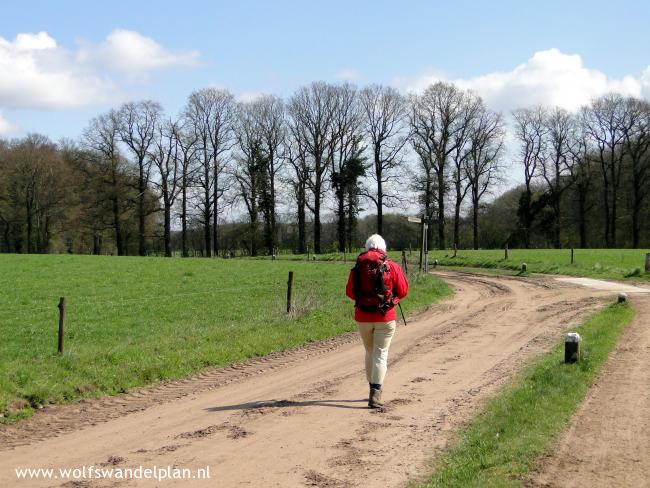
left=346, top=234, right=409, bottom=408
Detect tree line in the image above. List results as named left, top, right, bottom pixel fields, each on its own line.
left=0, top=82, right=648, bottom=256
left=511, top=94, right=650, bottom=249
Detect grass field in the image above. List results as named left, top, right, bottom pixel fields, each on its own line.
left=0, top=254, right=450, bottom=422
left=415, top=302, right=634, bottom=487
left=271, top=249, right=650, bottom=281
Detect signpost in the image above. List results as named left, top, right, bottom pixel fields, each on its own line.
left=407, top=216, right=428, bottom=273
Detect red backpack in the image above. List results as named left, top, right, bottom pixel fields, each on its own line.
left=352, top=251, right=395, bottom=314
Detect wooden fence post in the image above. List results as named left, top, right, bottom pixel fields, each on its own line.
left=286, top=271, right=294, bottom=314
left=645, top=253, right=650, bottom=273
left=57, top=297, right=66, bottom=354
left=504, top=243, right=509, bottom=260
left=571, top=248, right=574, bottom=265
left=402, top=250, right=408, bottom=274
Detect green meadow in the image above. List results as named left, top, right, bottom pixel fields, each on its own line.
left=0, top=254, right=450, bottom=422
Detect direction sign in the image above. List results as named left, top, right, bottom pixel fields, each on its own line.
left=407, top=216, right=422, bottom=224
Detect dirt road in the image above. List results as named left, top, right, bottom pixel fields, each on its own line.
left=530, top=295, right=650, bottom=488
left=0, top=272, right=624, bottom=487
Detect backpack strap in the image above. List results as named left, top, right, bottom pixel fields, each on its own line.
left=352, top=262, right=361, bottom=306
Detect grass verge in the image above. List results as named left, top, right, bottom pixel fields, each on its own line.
left=404, top=249, right=650, bottom=282
left=260, top=249, right=650, bottom=282
left=0, top=254, right=450, bottom=423
left=414, top=301, right=634, bottom=488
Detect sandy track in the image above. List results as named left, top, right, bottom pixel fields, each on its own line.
left=529, top=295, right=650, bottom=488
left=0, top=272, right=614, bottom=487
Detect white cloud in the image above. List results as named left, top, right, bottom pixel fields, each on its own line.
left=0, top=32, right=118, bottom=110
left=642, top=66, right=650, bottom=100
left=0, top=112, right=15, bottom=135
left=400, top=48, right=650, bottom=112
left=236, top=91, right=264, bottom=102
left=14, top=32, right=57, bottom=50
left=0, top=30, right=201, bottom=111
left=336, top=69, right=362, bottom=82
left=77, top=29, right=200, bottom=75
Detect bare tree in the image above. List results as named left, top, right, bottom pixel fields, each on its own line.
left=450, top=92, right=482, bottom=250
left=232, top=102, right=265, bottom=256
left=287, top=82, right=337, bottom=253
left=255, top=95, right=285, bottom=255
left=465, top=107, right=505, bottom=249
left=620, top=97, right=650, bottom=248
left=150, top=119, right=181, bottom=257
left=541, top=107, right=577, bottom=248
left=82, top=110, right=129, bottom=256
left=118, top=100, right=162, bottom=256
left=359, top=84, right=409, bottom=235
left=174, top=119, right=200, bottom=257
left=512, top=106, right=547, bottom=248
left=184, top=88, right=235, bottom=256
left=581, top=94, right=627, bottom=247
left=409, top=82, right=468, bottom=249
left=330, top=83, right=365, bottom=252
left=566, top=121, right=594, bottom=248
left=284, top=135, right=310, bottom=253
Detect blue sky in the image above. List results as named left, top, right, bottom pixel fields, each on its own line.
left=1, top=0, right=649, bottom=139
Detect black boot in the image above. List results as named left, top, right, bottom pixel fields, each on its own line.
left=368, top=387, right=383, bottom=408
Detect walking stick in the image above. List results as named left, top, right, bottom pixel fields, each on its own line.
left=398, top=302, right=407, bottom=326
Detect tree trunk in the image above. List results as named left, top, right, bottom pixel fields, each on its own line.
left=212, top=160, right=219, bottom=257
left=577, top=186, right=588, bottom=249
left=314, top=173, right=322, bottom=254
left=376, top=175, right=383, bottom=235
left=25, top=194, right=33, bottom=254
left=297, top=183, right=306, bottom=254
left=43, top=214, right=51, bottom=254
left=93, top=234, right=102, bottom=255
left=523, top=187, right=532, bottom=249
left=203, top=159, right=211, bottom=257
left=631, top=168, right=641, bottom=249
left=453, top=195, right=461, bottom=250
left=163, top=196, right=172, bottom=257
left=337, top=186, right=346, bottom=253
left=632, top=207, right=640, bottom=249
left=181, top=175, right=188, bottom=258
left=610, top=159, right=617, bottom=248
left=437, top=173, right=445, bottom=250
left=269, top=154, right=277, bottom=254
left=111, top=196, right=124, bottom=256
left=472, top=196, right=479, bottom=250
left=602, top=177, right=610, bottom=248
left=553, top=198, right=561, bottom=249
left=138, top=165, right=146, bottom=256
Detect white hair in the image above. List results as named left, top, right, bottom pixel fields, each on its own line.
left=365, top=234, right=387, bottom=251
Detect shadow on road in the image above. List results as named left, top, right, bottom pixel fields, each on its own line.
left=206, top=398, right=368, bottom=412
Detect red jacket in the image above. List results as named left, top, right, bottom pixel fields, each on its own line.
left=345, top=249, right=409, bottom=322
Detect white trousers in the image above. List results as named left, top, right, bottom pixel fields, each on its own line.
left=356, top=320, right=397, bottom=385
